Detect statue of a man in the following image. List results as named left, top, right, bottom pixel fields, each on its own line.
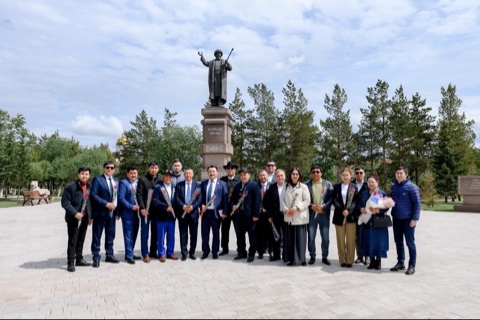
left=199, top=49, right=233, bottom=107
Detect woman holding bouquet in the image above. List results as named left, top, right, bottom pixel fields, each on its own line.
left=358, top=172, right=389, bottom=270
left=281, top=168, right=311, bottom=266
left=332, top=167, right=358, bottom=268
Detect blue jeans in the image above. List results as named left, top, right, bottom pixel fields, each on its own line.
left=393, top=218, right=416, bottom=267
left=308, top=213, right=330, bottom=259
left=157, top=220, right=175, bottom=258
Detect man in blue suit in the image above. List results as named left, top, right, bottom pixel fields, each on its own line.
left=174, top=168, right=202, bottom=261
left=90, top=161, right=120, bottom=268
left=230, top=168, right=261, bottom=263
left=151, top=170, right=178, bottom=262
left=200, top=165, right=228, bottom=260
left=118, top=165, right=141, bottom=264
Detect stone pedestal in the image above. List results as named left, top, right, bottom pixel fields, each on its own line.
left=199, top=108, right=233, bottom=180
left=454, top=176, right=480, bottom=213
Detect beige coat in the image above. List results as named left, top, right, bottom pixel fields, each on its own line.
left=281, top=182, right=311, bottom=225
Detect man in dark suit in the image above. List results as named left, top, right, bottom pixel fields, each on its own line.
left=151, top=170, right=178, bottom=262
left=219, top=161, right=240, bottom=256
left=90, top=161, right=120, bottom=268
left=136, top=161, right=161, bottom=263
left=306, top=166, right=334, bottom=266
left=230, top=168, right=261, bottom=263
left=200, top=165, right=228, bottom=259
left=174, top=168, right=202, bottom=261
left=353, top=166, right=368, bottom=264
left=264, top=169, right=286, bottom=262
left=256, top=169, right=271, bottom=259
left=118, top=165, right=141, bottom=264
left=61, top=167, right=92, bottom=272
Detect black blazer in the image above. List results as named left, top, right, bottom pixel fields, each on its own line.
left=61, top=180, right=92, bottom=223
left=332, top=182, right=359, bottom=226
left=264, top=183, right=282, bottom=219
left=229, top=180, right=261, bottom=219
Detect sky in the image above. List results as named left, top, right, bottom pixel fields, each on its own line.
left=1, top=0, right=479, bottom=149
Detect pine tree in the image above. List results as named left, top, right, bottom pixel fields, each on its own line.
left=228, top=88, right=253, bottom=168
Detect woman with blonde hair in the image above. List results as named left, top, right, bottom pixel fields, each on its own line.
left=332, top=167, right=358, bottom=268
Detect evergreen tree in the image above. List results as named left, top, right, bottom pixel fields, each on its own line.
left=228, top=88, right=253, bottom=168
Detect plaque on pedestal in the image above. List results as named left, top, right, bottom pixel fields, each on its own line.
left=454, top=176, right=480, bottom=213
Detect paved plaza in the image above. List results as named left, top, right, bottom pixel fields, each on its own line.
left=0, top=202, right=479, bottom=319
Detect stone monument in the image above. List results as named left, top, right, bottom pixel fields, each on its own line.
left=199, top=108, right=233, bottom=180
left=454, top=176, right=480, bottom=213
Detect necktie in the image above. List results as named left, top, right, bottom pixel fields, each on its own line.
left=108, top=177, right=113, bottom=200
left=207, top=181, right=213, bottom=205
left=186, top=183, right=191, bottom=204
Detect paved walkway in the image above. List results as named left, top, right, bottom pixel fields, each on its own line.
left=0, top=202, right=479, bottom=319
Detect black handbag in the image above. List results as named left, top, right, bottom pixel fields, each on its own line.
left=373, top=214, right=392, bottom=228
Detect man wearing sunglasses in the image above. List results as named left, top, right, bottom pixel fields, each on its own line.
left=266, top=161, right=276, bottom=184
left=306, top=166, right=334, bottom=265
left=90, top=161, right=120, bottom=268
left=219, top=161, right=240, bottom=256
left=353, top=167, right=368, bottom=265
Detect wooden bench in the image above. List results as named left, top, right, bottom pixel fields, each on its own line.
left=22, top=190, right=49, bottom=206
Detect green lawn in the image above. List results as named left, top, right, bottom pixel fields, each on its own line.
left=421, top=199, right=462, bottom=212
left=0, top=199, right=20, bottom=208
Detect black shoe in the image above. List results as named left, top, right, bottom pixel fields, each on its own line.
left=390, top=262, right=406, bottom=271
left=126, top=259, right=135, bottom=265
left=301, top=262, right=307, bottom=266
left=92, top=260, right=100, bottom=268
left=189, top=254, right=197, bottom=260
left=133, top=255, right=141, bottom=260
left=247, top=255, right=254, bottom=263
left=105, top=256, right=119, bottom=263
left=405, top=265, right=415, bottom=275
left=322, top=258, right=331, bottom=265
left=355, top=258, right=363, bottom=264
left=219, top=250, right=229, bottom=256
left=150, top=253, right=159, bottom=259
left=308, top=257, right=316, bottom=265
left=346, top=264, right=353, bottom=268
left=269, top=256, right=280, bottom=262
left=234, top=253, right=247, bottom=260
left=212, top=253, right=219, bottom=259
left=340, top=263, right=347, bottom=268
left=258, top=253, right=263, bottom=259
left=286, top=261, right=294, bottom=266
left=375, top=258, right=381, bottom=270
left=201, top=253, right=209, bottom=260
left=75, top=259, right=91, bottom=267
left=67, top=263, right=75, bottom=272
left=181, top=255, right=187, bottom=261
left=367, top=257, right=376, bottom=269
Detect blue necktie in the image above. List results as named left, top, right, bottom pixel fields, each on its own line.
left=207, top=181, right=213, bottom=205
left=186, top=183, right=191, bottom=204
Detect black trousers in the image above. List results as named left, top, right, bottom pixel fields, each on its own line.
left=256, top=212, right=270, bottom=255
left=178, top=214, right=199, bottom=256
left=220, top=214, right=232, bottom=251
left=269, top=213, right=284, bottom=259
left=234, top=213, right=257, bottom=256
left=66, top=214, right=89, bottom=264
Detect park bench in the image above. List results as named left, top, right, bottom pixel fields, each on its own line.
left=22, top=190, right=49, bottom=206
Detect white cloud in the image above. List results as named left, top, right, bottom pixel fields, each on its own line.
left=71, top=114, right=123, bottom=139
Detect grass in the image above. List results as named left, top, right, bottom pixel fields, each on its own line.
left=0, top=199, right=20, bottom=208
left=421, top=199, right=462, bottom=212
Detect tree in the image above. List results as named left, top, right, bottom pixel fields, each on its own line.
left=229, top=88, right=253, bottom=168
left=319, top=84, right=354, bottom=181
left=433, top=84, right=476, bottom=202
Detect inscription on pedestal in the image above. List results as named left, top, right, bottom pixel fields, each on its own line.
left=205, top=144, right=224, bottom=153
left=455, top=176, right=480, bottom=213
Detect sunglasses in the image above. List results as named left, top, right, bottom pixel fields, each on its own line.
left=311, top=170, right=321, bottom=174
left=267, top=164, right=275, bottom=167
left=225, top=167, right=234, bottom=170
left=105, top=166, right=115, bottom=170
left=355, top=172, right=364, bottom=175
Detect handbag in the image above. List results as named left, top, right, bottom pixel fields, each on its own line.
left=373, top=214, right=392, bottom=228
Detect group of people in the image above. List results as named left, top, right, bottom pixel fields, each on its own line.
left=62, top=159, right=420, bottom=276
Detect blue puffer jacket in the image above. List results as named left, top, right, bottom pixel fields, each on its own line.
left=391, top=177, right=421, bottom=221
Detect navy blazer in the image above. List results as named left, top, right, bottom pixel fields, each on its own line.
left=90, top=174, right=119, bottom=217
left=151, top=182, right=176, bottom=222
left=257, top=181, right=271, bottom=213
left=332, top=182, right=359, bottom=226
left=230, top=180, right=261, bottom=219
left=305, top=179, right=334, bottom=218
left=200, top=179, right=228, bottom=219
left=174, top=180, right=202, bottom=219
left=118, top=178, right=138, bottom=218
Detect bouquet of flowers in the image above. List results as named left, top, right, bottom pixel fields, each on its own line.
left=161, top=187, right=175, bottom=220
left=343, top=188, right=355, bottom=225
left=358, top=193, right=396, bottom=225
left=287, top=192, right=298, bottom=217
left=315, top=188, right=326, bottom=215
left=271, top=222, right=280, bottom=242
left=145, top=189, right=153, bottom=223
left=109, top=183, right=118, bottom=218
left=201, top=194, right=216, bottom=215
left=182, top=188, right=200, bottom=219
left=130, top=186, right=139, bottom=212
left=231, top=191, right=248, bottom=216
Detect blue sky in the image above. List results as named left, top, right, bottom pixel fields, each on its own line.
left=1, top=0, right=479, bottom=149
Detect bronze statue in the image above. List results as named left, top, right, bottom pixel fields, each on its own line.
left=198, top=48, right=233, bottom=107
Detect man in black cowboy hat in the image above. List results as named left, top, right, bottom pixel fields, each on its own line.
left=199, top=49, right=233, bottom=107
left=219, top=161, right=240, bottom=255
